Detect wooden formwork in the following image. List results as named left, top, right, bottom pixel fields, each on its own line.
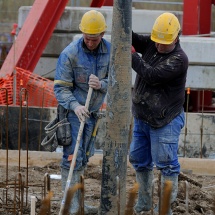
left=0, top=150, right=215, bottom=176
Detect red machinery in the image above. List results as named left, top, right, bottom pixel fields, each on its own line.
left=183, top=0, right=215, bottom=112
left=90, top=0, right=113, bottom=7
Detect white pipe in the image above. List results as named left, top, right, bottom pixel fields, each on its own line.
left=31, top=196, right=36, bottom=215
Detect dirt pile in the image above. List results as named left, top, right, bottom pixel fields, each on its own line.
left=0, top=161, right=215, bottom=214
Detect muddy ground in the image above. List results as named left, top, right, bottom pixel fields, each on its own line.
left=0, top=160, right=215, bottom=215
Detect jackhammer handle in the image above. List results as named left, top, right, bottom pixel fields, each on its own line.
left=59, top=87, right=93, bottom=215
left=85, top=87, right=93, bottom=110
left=68, top=86, right=93, bottom=179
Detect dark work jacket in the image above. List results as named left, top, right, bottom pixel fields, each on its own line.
left=132, top=32, right=188, bottom=128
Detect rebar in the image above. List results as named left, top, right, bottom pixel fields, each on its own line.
left=38, top=82, right=45, bottom=151
left=43, top=173, right=51, bottom=214
left=18, top=88, right=29, bottom=172
left=0, top=87, right=48, bottom=214
left=0, top=88, right=9, bottom=205
left=44, top=173, right=51, bottom=198
left=80, top=174, right=85, bottom=215
left=19, top=87, right=29, bottom=205
left=200, top=90, right=204, bottom=158
left=184, top=181, right=189, bottom=214
left=14, top=172, right=24, bottom=215
left=184, top=88, right=190, bottom=157
left=179, top=172, right=202, bottom=188
left=38, top=191, right=53, bottom=215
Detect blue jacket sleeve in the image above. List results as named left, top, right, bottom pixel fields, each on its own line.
left=54, top=51, right=80, bottom=111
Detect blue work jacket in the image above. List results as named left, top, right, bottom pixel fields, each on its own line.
left=54, top=37, right=111, bottom=112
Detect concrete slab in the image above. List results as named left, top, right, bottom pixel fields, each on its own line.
left=62, top=34, right=215, bottom=65
left=185, top=66, right=215, bottom=90
left=180, top=37, right=215, bottom=66
left=34, top=55, right=215, bottom=90
left=59, top=34, right=215, bottom=89
left=43, top=33, right=74, bottom=56
left=18, top=6, right=182, bottom=34
left=34, top=57, right=57, bottom=79
left=179, top=113, right=215, bottom=158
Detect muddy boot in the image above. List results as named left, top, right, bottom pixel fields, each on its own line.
left=84, top=204, right=98, bottom=214
left=61, top=168, right=98, bottom=215
left=161, top=175, right=178, bottom=215
left=154, top=175, right=178, bottom=215
left=134, top=170, right=153, bottom=213
left=61, top=168, right=80, bottom=214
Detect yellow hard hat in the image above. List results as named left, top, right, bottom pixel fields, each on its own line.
left=151, top=12, right=181, bottom=44
left=79, top=10, right=107, bottom=35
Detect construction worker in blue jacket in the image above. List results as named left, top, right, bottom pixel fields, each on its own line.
left=130, top=13, right=188, bottom=215
left=54, top=10, right=111, bottom=214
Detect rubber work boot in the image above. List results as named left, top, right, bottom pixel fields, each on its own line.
left=154, top=175, right=178, bottom=215
left=61, top=168, right=98, bottom=215
left=134, top=170, right=153, bottom=213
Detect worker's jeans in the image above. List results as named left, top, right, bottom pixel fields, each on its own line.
left=61, top=111, right=96, bottom=171
left=129, top=111, right=185, bottom=176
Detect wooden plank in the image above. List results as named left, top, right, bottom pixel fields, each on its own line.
left=0, top=150, right=62, bottom=167
left=0, top=150, right=215, bottom=175
left=179, top=157, right=215, bottom=176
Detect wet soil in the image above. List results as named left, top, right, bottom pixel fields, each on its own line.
left=0, top=160, right=215, bottom=215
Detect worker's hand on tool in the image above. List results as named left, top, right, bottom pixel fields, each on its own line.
left=88, top=74, right=101, bottom=90
left=74, top=106, right=90, bottom=122
left=131, top=46, right=136, bottom=53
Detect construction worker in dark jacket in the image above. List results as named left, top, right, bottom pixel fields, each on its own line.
left=54, top=10, right=110, bottom=214
left=130, top=12, right=188, bottom=215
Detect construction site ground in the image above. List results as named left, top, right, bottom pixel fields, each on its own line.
left=0, top=153, right=215, bottom=215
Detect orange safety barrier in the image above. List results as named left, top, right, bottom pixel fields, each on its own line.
left=1, top=67, right=107, bottom=109
left=0, top=75, right=13, bottom=105
left=0, top=67, right=58, bottom=107
left=15, top=67, right=58, bottom=107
